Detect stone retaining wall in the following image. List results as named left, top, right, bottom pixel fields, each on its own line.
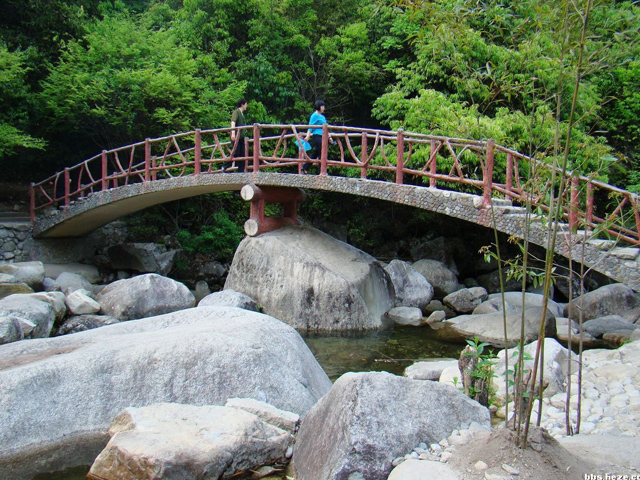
left=0, top=223, right=33, bottom=262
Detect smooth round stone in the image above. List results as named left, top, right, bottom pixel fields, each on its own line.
left=474, top=461, right=489, bottom=472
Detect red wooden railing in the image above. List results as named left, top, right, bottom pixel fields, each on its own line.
left=30, top=124, right=640, bottom=245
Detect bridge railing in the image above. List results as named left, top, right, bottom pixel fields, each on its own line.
left=31, top=124, right=640, bottom=245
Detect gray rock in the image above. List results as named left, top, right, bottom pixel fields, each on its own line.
left=430, top=307, right=557, bottom=347
left=0, top=282, right=33, bottom=300
left=388, top=459, right=460, bottom=480
left=386, top=306, right=424, bottom=326
left=0, top=273, right=16, bottom=283
left=198, top=289, right=259, bottom=312
left=493, top=338, right=576, bottom=402
left=477, top=292, right=563, bottom=318
left=65, top=289, right=101, bottom=315
left=384, top=260, right=434, bottom=310
left=43, top=263, right=101, bottom=284
left=468, top=286, right=489, bottom=302
left=25, top=292, right=67, bottom=323
left=559, top=434, right=640, bottom=471
left=225, top=397, right=300, bottom=434
left=0, top=262, right=45, bottom=288
left=0, top=294, right=56, bottom=339
left=97, top=274, right=195, bottom=321
left=410, top=236, right=461, bottom=275
left=51, top=272, right=95, bottom=295
left=0, top=315, right=23, bottom=345
left=203, top=261, right=226, bottom=280
left=89, top=402, right=294, bottom=480
left=565, top=284, right=640, bottom=322
left=425, top=310, right=446, bottom=324
left=55, top=314, right=119, bottom=336
left=107, top=243, right=180, bottom=275
left=443, top=288, right=483, bottom=314
left=193, top=280, right=211, bottom=304
left=583, top=315, right=637, bottom=339
left=0, top=306, right=331, bottom=480
left=412, top=259, right=459, bottom=299
left=292, top=371, right=489, bottom=480
left=404, top=359, right=459, bottom=381
left=225, top=226, right=395, bottom=332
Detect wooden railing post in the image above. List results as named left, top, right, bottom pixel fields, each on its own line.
left=64, top=168, right=70, bottom=207
left=429, top=139, right=436, bottom=187
left=482, top=139, right=495, bottom=206
left=570, top=175, right=579, bottom=232
left=253, top=124, right=260, bottom=172
left=194, top=129, right=202, bottom=175
left=30, top=183, right=36, bottom=221
left=144, top=138, right=151, bottom=182
left=586, top=180, right=594, bottom=228
left=320, top=123, right=329, bottom=176
left=361, top=132, right=368, bottom=179
left=396, top=129, right=404, bottom=185
left=101, top=150, right=108, bottom=191
left=506, top=152, right=513, bottom=195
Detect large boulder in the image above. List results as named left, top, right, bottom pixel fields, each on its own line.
left=582, top=315, right=638, bottom=339
left=88, top=402, right=295, bottom=480
left=0, top=282, right=33, bottom=300
left=198, top=289, right=259, bottom=312
left=0, top=294, right=56, bottom=339
left=0, top=306, right=331, bottom=480
left=385, top=306, right=424, bottom=326
left=429, top=307, right=557, bottom=347
left=475, top=292, right=563, bottom=318
left=411, top=259, right=459, bottom=299
left=107, top=243, right=180, bottom=276
left=65, top=289, right=101, bottom=315
left=443, top=288, right=486, bottom=314
left=292, top=371, right=489, bottom=480
left=0, top=315, right=23, bottom=345
left=97, top=274, right=195, bottom=321
left=384, top=260, right=434, bottom=310
left=25, top=292, right=67, bottom=324
left=476, top=270, right=521, bottom=294
left=225, top=226, right=395, bottom=332
left=565, top=283, right=640, bottom=322
left=0, top=262, right=45, bottom=289
left=50, top=272, right=95, bottom=295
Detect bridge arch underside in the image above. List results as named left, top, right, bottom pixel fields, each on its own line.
left=34, top=172, right=640, bottom=291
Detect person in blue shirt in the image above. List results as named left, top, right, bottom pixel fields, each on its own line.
left=303, top=99, right=334, bottom=173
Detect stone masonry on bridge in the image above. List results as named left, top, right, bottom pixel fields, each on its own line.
left=32, top=172, right=640, bottom=291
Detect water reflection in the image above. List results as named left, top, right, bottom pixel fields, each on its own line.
left=302, top=326, right=464, bottom=381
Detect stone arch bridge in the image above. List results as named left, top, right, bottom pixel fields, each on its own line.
left=30, top=124, right=640, bottom=290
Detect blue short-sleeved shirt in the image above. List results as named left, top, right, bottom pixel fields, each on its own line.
left=309, top=112, right=327, bottom=136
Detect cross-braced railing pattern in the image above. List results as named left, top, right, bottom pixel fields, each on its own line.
left=30, top=124, right=640, bottom=245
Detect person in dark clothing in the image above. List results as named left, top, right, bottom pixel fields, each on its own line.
left=226, top=98, right=248, bottom=172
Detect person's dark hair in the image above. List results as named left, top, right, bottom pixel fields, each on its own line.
left=237, top=98, right=247, bottom=108
left=314, top=99, right=325, bottom=111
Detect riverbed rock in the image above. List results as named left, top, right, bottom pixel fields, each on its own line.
left=88, top=402, right=294, bottom=480
left=0, top=306, right=331, bottom=480
left=412, top=259, right=460, bottom=299
left=565, top=283, right=640, bottom=322
left=386, top=306, right=424, bottom=326
left=198, top=289, right=259, bottom=312
left=0, top=294, right=56, bottom=339
left=0, top=282, right=33, bottom=300
left=0, top=315, right=23, bottom=344
left=55, top=314, right=119, bottom=336
left=107, top=243, right=180, bottom=276
left=50, top=272, right=95, bottom=295
left=97, top=274, right=195, bottom=321
left=292, top=371, right=489, bottom=480
left=26, top=292, right=67, bottom=323
left=193, top=280, right=211, bottom=304
left=384, top=260, right=434, bottom=310
left=404, top=359, right=459, bottom=381
left=65, top=289, right=101, bottom=315
left=476, top=270, right=521, bottom=293
left=443, top=288, right=486, bottom=314
left=0, top=261, right=45, bottom=289
left=429, top=307, right=557, bottom=347
left=225, top=226, right=395, bottom=332
left=43, top=263, right=101, bottom=284
left=474, top=292, right=563, bottom=317
left=492, top=338, right=576, bottom=403
left=582, top=315, right=638, bottom=339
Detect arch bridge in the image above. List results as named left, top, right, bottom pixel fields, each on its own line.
left=30, top=124, right=640, bottom=290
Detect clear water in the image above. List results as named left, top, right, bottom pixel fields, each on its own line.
left=31, top=326, right=464, bottom=479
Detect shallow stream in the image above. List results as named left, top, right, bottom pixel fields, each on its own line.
left=31, top=327, right=463, bottom=480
